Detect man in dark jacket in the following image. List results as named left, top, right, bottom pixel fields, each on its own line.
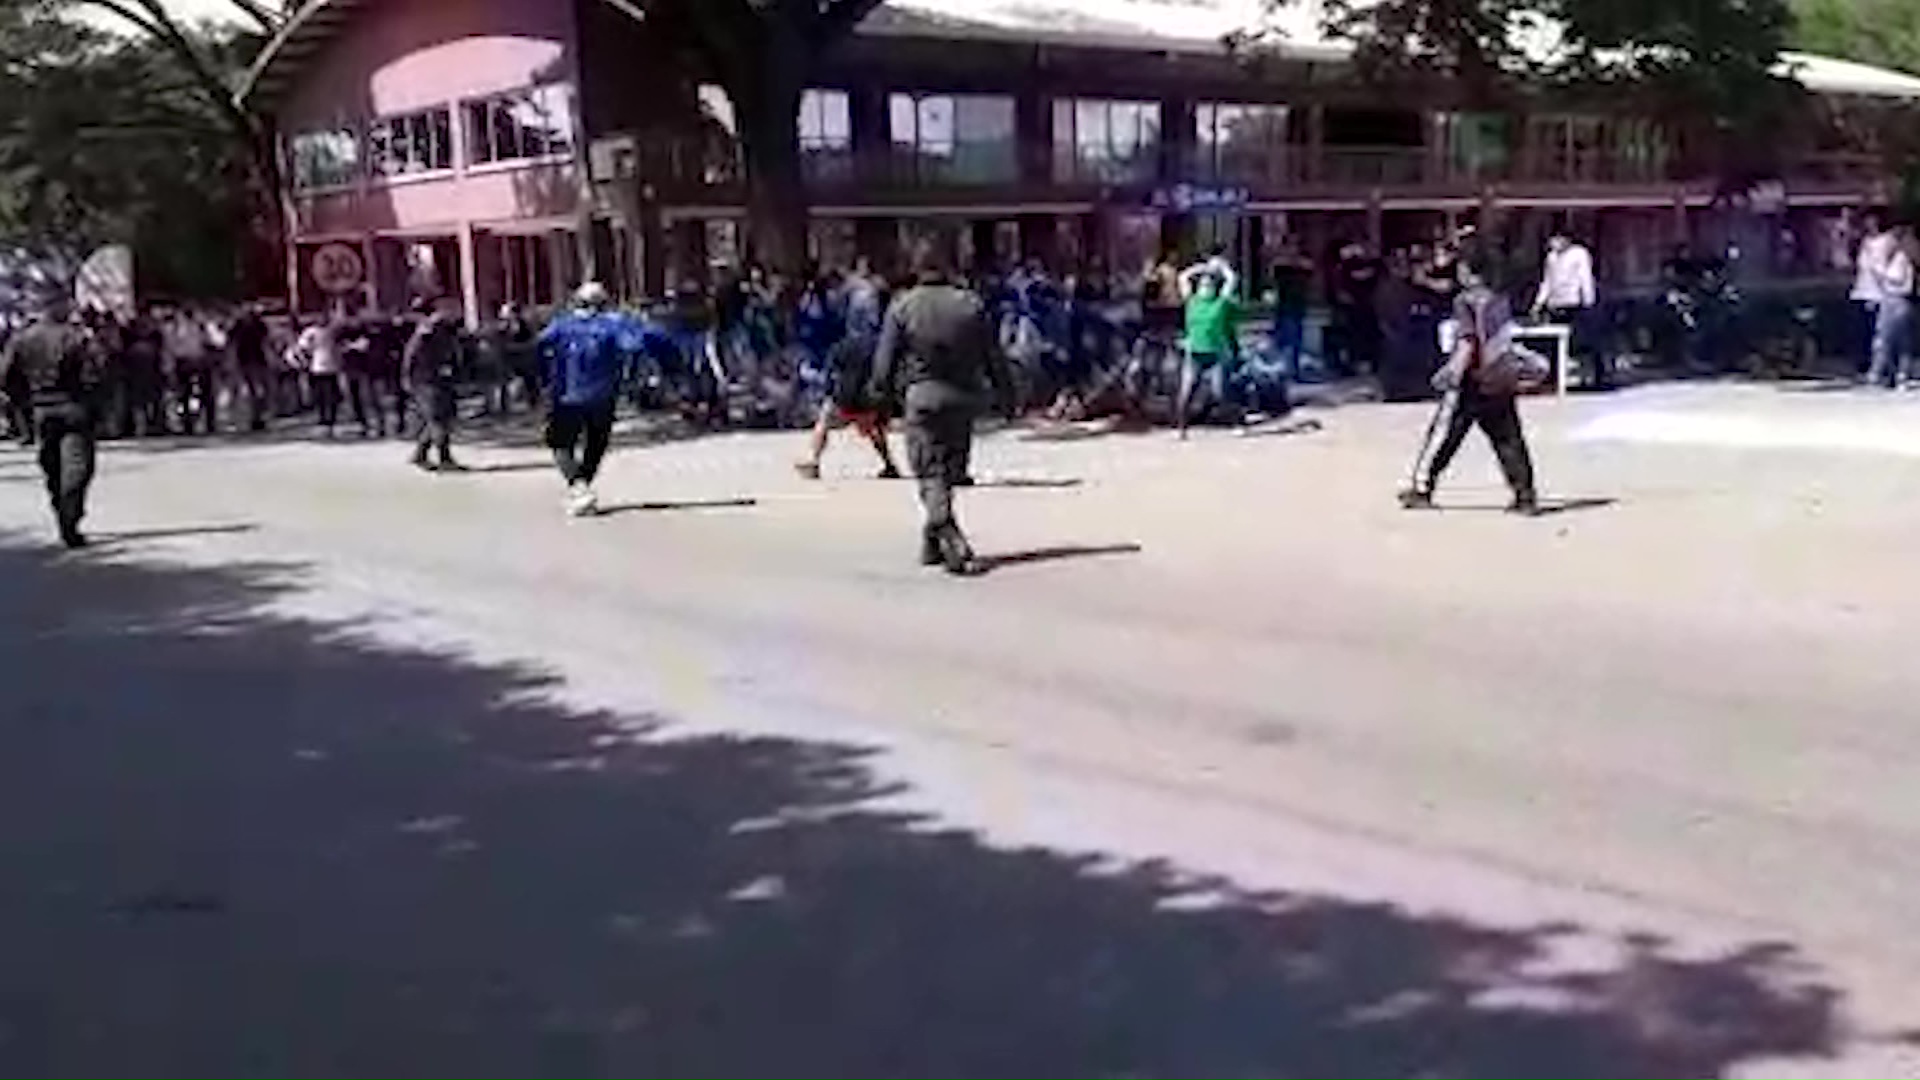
left=0, top=289, right=104, bottom=548
left=868, top=239, right=1013, bottom=575
left=403, top=303, right=465, bottom=472
left=536, top=282, right=663, bottom=517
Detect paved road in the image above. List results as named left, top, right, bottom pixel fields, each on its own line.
left=2, top=386, right=1918, bottom=1076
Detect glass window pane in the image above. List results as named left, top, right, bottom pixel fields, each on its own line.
left=918, top=95, right=955, bottom=155
left=889, top=93, right=917, bottom=146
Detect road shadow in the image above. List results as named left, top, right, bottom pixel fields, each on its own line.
left=0, top=536, right=1844, bottom=1076
left=977, top=543, right=1145, bottom=573
left=451, top=461, right=555, bottom=475
left=1441, top=497, right=1620, bottom=517
left=599, top=497, right=761, bottom=516
left=1240, top=416, right=1328, bottom=439
left=90, top=523, right=260, bottom=546
left=973, top=477, right=1085, bottom=490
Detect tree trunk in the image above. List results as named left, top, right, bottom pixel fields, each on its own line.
left=734, top=76, right=809, bottom=274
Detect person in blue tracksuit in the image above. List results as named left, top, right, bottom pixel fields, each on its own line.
left=537, top=281, right=665, bottom=517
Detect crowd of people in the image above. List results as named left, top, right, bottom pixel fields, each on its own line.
left=3, top=224, right=1605, bottom=562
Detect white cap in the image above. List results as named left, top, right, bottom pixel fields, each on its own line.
left=574, top=281, right=610, bottom=307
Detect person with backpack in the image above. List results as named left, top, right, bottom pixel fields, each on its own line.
left=403, top=302, right=466, bottom=472
left=1399, top=254, right=1543, bottom=516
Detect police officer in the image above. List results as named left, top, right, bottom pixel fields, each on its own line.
left=0, top=286, right=104, bottom=548
left=403, top=301, right=465, bottom=472
left=868, top=239, right=1013, bottom=576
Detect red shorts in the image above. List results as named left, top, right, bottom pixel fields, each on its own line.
left=834, top=407, right=885, bottom=434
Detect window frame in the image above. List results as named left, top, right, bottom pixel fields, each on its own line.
left=462, top=84, right=578, bottom=171
left=1052, top=97, right=1162, bottom=185
left=287, top=125, right=363, bottom=192
left=888, top=90, right=1018, bottom=185
left=366, top=105, right=455, bottom=182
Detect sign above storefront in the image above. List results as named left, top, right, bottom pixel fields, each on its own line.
left=1147, top=184, right=1252, bottom=213
left=310, top=242, right=365, bottom=295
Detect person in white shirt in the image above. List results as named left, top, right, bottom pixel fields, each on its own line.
left=1531, top=231, right=1606, bottom=388
left=164, top=308, right=217, bottom=435
left=1865, top=221, right=1915, bottom=389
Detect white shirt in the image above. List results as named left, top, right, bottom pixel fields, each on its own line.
left=299, top=324, right=340, bottom=375
left=1853, top=231, right=1897, bottom=302
left=1534, top=243, right=1596, bottom=310
left=163, top=318, right=204, bottom=361
left=1881, top=245, right=1915, bottom=301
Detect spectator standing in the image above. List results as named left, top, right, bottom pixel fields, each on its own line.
left=1268, top=237, right=1314, bottom=378
left=230, top=303, right=273, bottom=431
left=1865, top=222, right=1915, bottom=390
left=164, top=307, right=214, bottom=435
left=1532, top=231, right=1605, bottom=389
left=1852, top=210, right=1895, bottom=373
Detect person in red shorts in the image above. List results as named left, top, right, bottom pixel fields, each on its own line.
left=794, top=329, right=902, bottom=481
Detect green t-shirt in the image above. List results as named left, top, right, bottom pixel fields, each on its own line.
left=1184, top=293, right=1240, bottom=360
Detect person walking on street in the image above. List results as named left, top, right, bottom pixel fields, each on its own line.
left=1532, top=230, right=1604, bottom=389
left=1400, top=255, right=1543, bottom=516
left=301, top=313, right=346, bottom=435
left=0, top=287, right=105, bottom=548
left=537, top=282, right=660, bottom=517
left=1175, top=260, right=1247, bottom=439
left=404, top=302, right=465, bottom=472
left=868, top=239, right=1013, bottom=576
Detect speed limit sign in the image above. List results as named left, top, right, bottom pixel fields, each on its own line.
left=310, top=242, right=366, bottom=295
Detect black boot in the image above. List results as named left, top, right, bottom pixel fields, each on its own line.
left=919, top=527, right=943, bottom=567
left=936, top=524, right=979, bottom=577
left=1398, top=487, right=1436, bottom=510
left=1506, top=492, right=1543, bottom=517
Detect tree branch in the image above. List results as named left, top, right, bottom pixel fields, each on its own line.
left=224, top=0, right=287, bottom=35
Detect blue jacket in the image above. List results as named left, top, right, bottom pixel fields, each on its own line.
left=537, top=311, right=663, bottom=406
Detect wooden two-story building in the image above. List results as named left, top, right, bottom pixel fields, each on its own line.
left=243, top=0, right=1920, bottom=319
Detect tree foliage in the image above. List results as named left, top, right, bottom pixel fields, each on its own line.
left=1791, top=0, right=1920, bottom=76
left=0, top=0, right=284, bottom=297
left=1263, top=0, right=1804, bottom=183
left=637, top=0, right=889, bottom=272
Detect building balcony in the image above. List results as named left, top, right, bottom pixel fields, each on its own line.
left=628, top=134, right=1892, bottom=207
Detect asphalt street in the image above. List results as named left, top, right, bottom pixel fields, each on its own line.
left=2, top=384, right=1918, bottom=1077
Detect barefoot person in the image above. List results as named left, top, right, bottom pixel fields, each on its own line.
left=0, top=286, right=104, bottom=548
left=794, top=326, right=902, bottom=482
left=868, top=239, right=1013, bottom=575
left=537, top=282, right=664, bottom=517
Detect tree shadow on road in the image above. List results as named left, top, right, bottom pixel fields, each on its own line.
left=0, top=537, right=1842, bottom=1077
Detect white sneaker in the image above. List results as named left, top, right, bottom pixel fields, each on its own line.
left=566, top=482, right=598, bottom=518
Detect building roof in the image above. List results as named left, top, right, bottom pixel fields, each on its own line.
left=241, top=0, right=1920, bottom=110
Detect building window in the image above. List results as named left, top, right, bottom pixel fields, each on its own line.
left=1194, top=103, right=1290, bottom=186
left=889, top=92, right=1018, bottom=185
left=368, top=107, right=454, bottom=178
left=464, top=85, right=576, bottom=167
left=800, top=88, right=853, bottom=184
left=289, top=128, right=360, bottom=190
left=1052, top=98, right=1161, bottom=185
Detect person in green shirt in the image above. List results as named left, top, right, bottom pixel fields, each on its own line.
left=1176, top=261, right=1248, bottom=439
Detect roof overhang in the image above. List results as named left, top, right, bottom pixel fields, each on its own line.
left=238, top=0, right=1920, bottom=116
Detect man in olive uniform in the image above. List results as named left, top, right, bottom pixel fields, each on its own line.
left=0, top=288, right=104, bottom=548
left=403, top=302, right=466, bottom=472
left=868, top=240, right=1013, bottom=575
